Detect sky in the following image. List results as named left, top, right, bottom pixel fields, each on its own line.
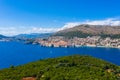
left=0, top=0, right=120, bottom=36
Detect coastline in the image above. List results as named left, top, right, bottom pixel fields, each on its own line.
left=0, top=40, right=120, bottom=69
left=1, top=40, right=120, bottom=49
left=39, top=44, right=120, bottom=49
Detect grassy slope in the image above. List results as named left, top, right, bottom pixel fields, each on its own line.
left=0, top=55, right=120, bottom=80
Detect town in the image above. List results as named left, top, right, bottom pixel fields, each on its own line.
left=34, top=36, right=120, bottom=48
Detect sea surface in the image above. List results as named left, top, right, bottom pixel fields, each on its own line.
left=0, top=41, right=120, bottom=69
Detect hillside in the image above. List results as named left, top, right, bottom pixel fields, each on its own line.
left=54, top=25, right=120, bottom=38
left=0, top=55, right=120, bottom=80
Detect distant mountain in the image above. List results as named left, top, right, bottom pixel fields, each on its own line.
left=54, top=25, right=120, bottom=38
left=0, top=34, right=8, bottom=38
left=15, top=33, right=53, bottom=39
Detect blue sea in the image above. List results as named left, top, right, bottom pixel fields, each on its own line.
left=0, top=41, right=120, bottom=69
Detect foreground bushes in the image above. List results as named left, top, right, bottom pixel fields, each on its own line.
left=0, top=55, right=120, bottom=80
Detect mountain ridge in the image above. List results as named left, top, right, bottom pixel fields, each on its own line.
left=53, top=25, right=120, bottom=38
left=14, top=33, right=53, bottom=39
left=0, top=34, right=8, bottom=38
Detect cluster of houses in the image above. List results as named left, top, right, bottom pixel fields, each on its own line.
left=34, top=36, right=120, bottom=48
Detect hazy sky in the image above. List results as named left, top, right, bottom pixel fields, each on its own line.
left=0, top=0, right=120, bottom=36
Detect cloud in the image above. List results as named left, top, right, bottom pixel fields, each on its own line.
left=60, top=18, right=120, bottom=30
left=0, top=18, right=120, bottom=36
left=84, top=18, right=120, bottom=26
left=59, top=22, right=81, bottom=30
left=0, top=27, right=59, bottom=36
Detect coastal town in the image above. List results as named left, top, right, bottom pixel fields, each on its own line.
left=0, top=35, right=120, bottom=48
left=34, top=36, right=120, bottom=48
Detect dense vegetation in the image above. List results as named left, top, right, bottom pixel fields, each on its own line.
left=0, top=55, right=120, bottom=80
left=54, top=31, right=120, bottom=38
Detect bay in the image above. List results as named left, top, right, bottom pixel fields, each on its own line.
left=0, top=41, right=120, bottom=69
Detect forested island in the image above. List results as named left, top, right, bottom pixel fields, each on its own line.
left=0, top=55, right=120, bottom=80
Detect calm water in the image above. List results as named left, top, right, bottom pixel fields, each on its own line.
left=0, top=41, right=120, bottom=69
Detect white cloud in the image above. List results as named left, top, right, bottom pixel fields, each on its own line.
left=0, top=18, right=120, bottom=36
left=0, top=27, right=59, bottom=36
left=60, top=22, right=81, bottom=30
left=84, top=18, right=120, bottom=26
left=60, top=18, right=120, bottom=30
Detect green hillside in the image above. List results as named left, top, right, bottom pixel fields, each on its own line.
left=0, top=55, right=120, bottom=80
